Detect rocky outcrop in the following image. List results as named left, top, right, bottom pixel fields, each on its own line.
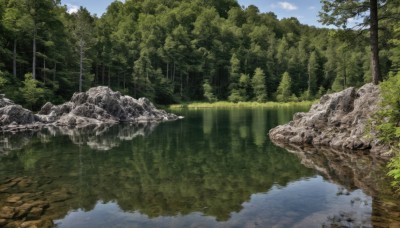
left=269, top=83, right=389, bottom=157
left=0, top=87, right=182, bottom=132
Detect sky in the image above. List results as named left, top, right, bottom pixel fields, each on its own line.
left=60, top=0, right=329, bottom=28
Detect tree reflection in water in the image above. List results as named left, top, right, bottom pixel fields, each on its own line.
left=0, top=107, right=398, bottom=227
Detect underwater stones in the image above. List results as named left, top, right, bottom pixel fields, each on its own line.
left=20, top=219, right=54, bottom=228
left=6, top=195, right=22, bottom=203
left=0, top=206, right=16, bottom=219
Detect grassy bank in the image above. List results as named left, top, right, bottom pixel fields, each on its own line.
left=169, top=101, right=316, bottom=109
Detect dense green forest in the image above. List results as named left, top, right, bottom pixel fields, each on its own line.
left=0, top=0, right=399, bottom=108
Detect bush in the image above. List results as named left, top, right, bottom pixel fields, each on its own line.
left=374, top=72, right=400, bottom=189
left=203, top=80, right=217, bottom=103
left=20, top=73, right=46, bottom=110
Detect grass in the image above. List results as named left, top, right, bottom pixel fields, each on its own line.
left=169, top=100, right=316, bottom=109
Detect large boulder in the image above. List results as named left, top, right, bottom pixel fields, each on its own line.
left=0, top=105, right=35, bottom=125
left=269, top=83, right=388, bottom=157
left=0, top=86, right=181, bottom=132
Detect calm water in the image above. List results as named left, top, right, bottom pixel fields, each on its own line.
left=0, top=107, right=399, bottom=227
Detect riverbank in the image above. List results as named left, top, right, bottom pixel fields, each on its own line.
left=169, top=101, right=315, bottom=109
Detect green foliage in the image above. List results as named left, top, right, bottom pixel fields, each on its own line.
left=0, top=0, right=398, bottom=106
left=228, top=88, right=245, bottom=103
left=251, top=68, right=267, bottom=102
left=170, top=100, right=314, bottom=109
left=20, top=73, right=45, bottom=109
left=373, top=73, right=400, bottom=188
left=203, top=80, right=217, bottom=103
left=0, top=70, right=8, bottom=91
left=276, top=72, right=292, bottom=102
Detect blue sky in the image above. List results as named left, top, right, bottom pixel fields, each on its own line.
left=60, top=0, right=328, bottom=27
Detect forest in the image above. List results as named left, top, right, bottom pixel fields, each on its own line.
left=0, top=0, right=399, bottom=108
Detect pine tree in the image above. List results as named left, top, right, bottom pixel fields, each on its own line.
left=251, top=68, right=267, bottom=102
left=276, top=72, right=292, bottom=102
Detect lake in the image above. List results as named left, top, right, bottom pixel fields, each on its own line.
left=0, top=107, right=399, bottom=227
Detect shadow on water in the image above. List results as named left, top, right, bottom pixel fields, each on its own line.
left=0, top=106, right=398, bottom=227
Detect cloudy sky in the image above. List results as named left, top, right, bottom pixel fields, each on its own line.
left=60, top=0, right=328, bottom=27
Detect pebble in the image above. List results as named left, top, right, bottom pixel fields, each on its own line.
left=0, top=206, right=16, bottom=219
left=6, top=195, right=22, bottom=203
left=0, top=218, right=7, bottom=226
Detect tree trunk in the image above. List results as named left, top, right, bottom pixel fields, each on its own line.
left=123, top=73, right=126, bottom=90
left=102, top=64, right=105, bottom=85
left=370, top=0, right=381, bottom=85
left=180, top=71, right=182, bottom=98
left=79, top=39, right=83, bottom=92
left=108, top=65, right=111, bottom=87
left=13, top=39, right=17, bottom=77
left=95, top=64, right=99, bottom=85
left=43, top=58, right=46, bottom=84
left=166, top=62, right=169, bottom=80
left=32, top=26, right=37, bottom=80
left=53, top=62, right=56, bottom=82
left=117, top=71, right=120, bottom=89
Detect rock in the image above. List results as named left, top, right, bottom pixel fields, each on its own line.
left=0, top=105, right=35, bottom=125
left=20, top=220, right=53, bottom=228
left=27, top=207, right=43, bottom=220
left=0, top=206, right=16, bottom=219
left=6, top=195, right=22, bottom=203
left=0, top=218, right=7, bottom=226
left=0, top=86, right=181, bottom=132
left=38, top=102, right=54, bottom=115
left=269, top=83, right=388, bottom=158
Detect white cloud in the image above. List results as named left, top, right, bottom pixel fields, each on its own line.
left=67, top=4, right=79, bottom=14
left=308, top=6, right=316, bottom=10
left=277, top=2, right=298, bottom=11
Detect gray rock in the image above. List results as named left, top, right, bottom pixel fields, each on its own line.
left=269, top=83, right=389, bottom=158
left=0, top=86, right=181, bottom=132
left=38, top=102, right=54, bottom=115
left=0, top=105, right=35, bottom=125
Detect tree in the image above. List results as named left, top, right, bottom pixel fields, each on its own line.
left=20, top=73, right=45, bottom=109
left=251, top=68, right=267, bottom=102
left=319, top=0, right=381, bottom=85
left=2, top=0, right=29, bottom=77
left=228, top=53, right=241, bottom=102
left=307, top=51, right=318, bottom=98
left=276, top=72, right=292, bottom=102
left=25, top=0, right=60, bottom=80
left=203, top=80, right=217, bottom=102
left=72, top=7, right=94, bottom=92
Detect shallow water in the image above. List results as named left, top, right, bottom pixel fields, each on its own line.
left=0, top=107, right=399, bottom=227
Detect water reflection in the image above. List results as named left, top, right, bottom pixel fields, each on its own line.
left=270, top=142, right=400, bottom=227
left=0, top=107, right=398, bottom=227
left=0, top=123, right=158, bottom=155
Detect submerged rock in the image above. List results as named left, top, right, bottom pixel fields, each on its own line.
left=269, top=83, right=388, bottom=158
left=0, top=86, right=182, bottom=132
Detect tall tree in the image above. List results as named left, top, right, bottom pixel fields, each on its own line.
left=251, top=68, right=267, bottom=102
left=319, top=0, right=382, bottom=84
left=2, top=0, right=29, bottom=77
left=72, top=7, right=94, bottom=92
left=276, top=72, right=292, bottom=102
left=307, top=51, right=318, bottom=97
